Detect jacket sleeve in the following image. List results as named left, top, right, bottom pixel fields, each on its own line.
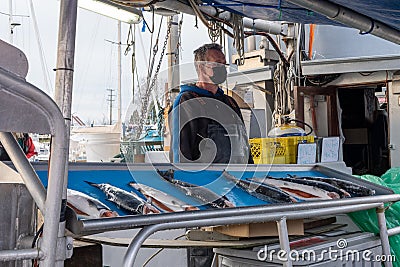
left=25, top=137, right=37, bottom=159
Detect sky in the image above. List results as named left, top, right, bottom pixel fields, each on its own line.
left=0, top=1, right=210, bottom=124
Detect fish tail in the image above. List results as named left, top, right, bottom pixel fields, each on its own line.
left=157, top=169, right=175, bottom=182
left=128, top=182, right=138, bottom=189
left=222, top=170, right=237, bottom=182
left=84, top=181, right=99, bottom=188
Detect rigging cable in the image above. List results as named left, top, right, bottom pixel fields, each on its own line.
left=187, top=0, right=233, bottom=38
left=136, top=18, right=172, bottom=139
left=28, top=0, right=53, bottom=94
left=125, top=24, right=136, bottom=102
left=147, top=15, right=164, bottom=84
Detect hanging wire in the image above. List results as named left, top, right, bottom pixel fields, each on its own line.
left=142, top=234, right=186, bottom=267
left=124, top=25, right=136, bottom=102
left=147, top=16, right=164, bottom=86
left=142, top=6, right=155, bottom=34
left=187, top=0, right=233, bottom=38
left=177, top=13, right=184, bottom=60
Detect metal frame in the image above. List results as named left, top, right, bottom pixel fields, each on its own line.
left=65, top=193, right=400, bottom=267
left=0, top=67, right=68, bottom=265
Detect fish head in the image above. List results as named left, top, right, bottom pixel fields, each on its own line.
left=99, top=210, right=119, bottom=217
left=142, top=203, right=160, bottom=214
left=327, top=192, right=340, bottom=199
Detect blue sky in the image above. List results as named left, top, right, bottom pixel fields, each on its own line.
left=1, top=1, right=210, bottom=124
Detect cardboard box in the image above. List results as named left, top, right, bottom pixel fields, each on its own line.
left=209, top=219, right=304, bottom=238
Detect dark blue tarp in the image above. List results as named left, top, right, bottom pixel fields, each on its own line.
left=202, top=0, right=400, bottom=31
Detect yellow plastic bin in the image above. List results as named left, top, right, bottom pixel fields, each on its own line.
left=250, top=136, right=315, bottom=164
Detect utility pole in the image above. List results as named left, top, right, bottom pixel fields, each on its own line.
left=107, top=88, right=116, bottom=125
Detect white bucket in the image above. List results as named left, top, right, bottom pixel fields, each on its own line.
left=71, top=124, right=121, bottom=162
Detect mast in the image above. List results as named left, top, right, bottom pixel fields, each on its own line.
left=8, top=0, right=13, bottom=43
left=117, top=20, right=122, bottom=124
left=49, top=1, right=78, bottom=264
left=167, top=15, right=180, bottom=101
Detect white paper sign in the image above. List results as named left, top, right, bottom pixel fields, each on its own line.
left=297, top=143, right=317, bottom=164
left=321, top=137, right=340, bottom=162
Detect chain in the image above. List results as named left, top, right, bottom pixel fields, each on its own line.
left=147, top=18, right=171, bottom=97
left=136, top=18, right=172, bottom=139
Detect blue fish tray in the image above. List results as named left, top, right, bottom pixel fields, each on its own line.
left=33, top=163, right=393, bottom=216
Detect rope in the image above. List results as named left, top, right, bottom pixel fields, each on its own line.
left=232, top=13, right=245, bottom=65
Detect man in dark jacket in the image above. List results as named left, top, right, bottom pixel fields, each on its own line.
left=170, top=43, right=253, bottom=267
left=171, top=43, right=253, bottom=164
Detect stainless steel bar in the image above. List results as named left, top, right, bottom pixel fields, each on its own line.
left=0, top=63, right=68, bottom=266
left=73, top=195, right=400, bottom=235
left=123, top=225, right=160, bottom=267
left=387, top=226, right=400, bottom=237
left=0, top=132, right=46, bottom=212
left=0, top=248, right=43, bottom=261
left=43, top=0, right=78, bottom=266
left=377, top=204, right=393, bottom=267
left=277, top=217, right=292, bottom=267
left=122, top=202, right=382, bottom=266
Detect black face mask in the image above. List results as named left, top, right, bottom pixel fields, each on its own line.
left=209, top=65, right=227, bottom=84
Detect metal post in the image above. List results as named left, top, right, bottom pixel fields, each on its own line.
left=167, top=15, right=180, bottom=101
left=0, top=132, right=46, bottom=212
left=48, top=0, right=78, bottom=266
left=377, top=204, right=393, bottom=267
left=277, top=217, right=292, bottom=267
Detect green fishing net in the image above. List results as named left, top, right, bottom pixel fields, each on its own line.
left=349, top=169, right=400, bottom=265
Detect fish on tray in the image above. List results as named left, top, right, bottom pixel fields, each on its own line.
left=128, top=182, right=199, bottom=212
left=157, top=169, right=234, bottom=209
left=222, top=171, right=297, bottom=203
left=282, top=176, right=350, bottom=199
left=290, top=176, right=375, bottom=197
left=67, top=188, right=118, bottom=218
left=247, top=177, right=343, bottom=200
left=85, top=181, right=160, bottom=215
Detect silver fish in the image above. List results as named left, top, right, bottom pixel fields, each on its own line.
left=283, top=175, right=349, bottom=198
left=85, top=181, right=160, bottom=215
left=292, top=176, right=375, bottom=197
left=222, top=171, right=297, bottom=203
left=247, top=177, right=341, bottom=200
left=128, top=182, right=199, bottom=212
left=157, top=170, right=234, bottom=209
left=67, top=189, right=118, bottom=218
